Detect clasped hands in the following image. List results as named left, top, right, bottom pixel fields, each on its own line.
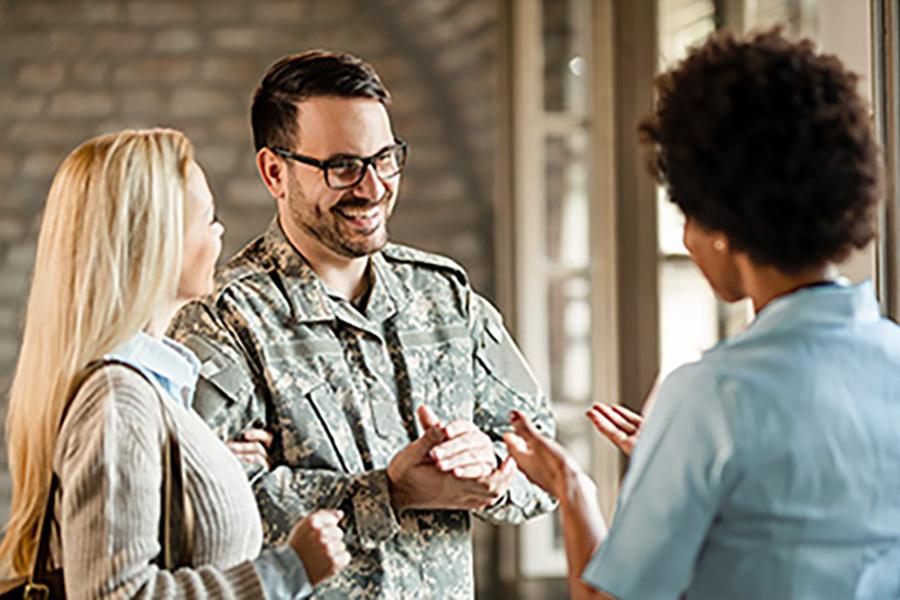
left=226, top=406, right=517, bottom=513
left=387, top=406, right=517, bottom=512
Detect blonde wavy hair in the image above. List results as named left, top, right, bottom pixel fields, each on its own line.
left=0, top=128, right=193, bottom=574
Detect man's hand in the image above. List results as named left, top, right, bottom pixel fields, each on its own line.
left=227, top=427, right=274, bottom=469
left=288, top=510, right=350, bottom=586
left=387, top=406, right=517, bottom=512
left=430, top=418, right=497, bottom=479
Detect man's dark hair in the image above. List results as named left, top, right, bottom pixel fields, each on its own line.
left=251, top=49, right=391, bottom=152
left=639, top=29, right=882, bottom=273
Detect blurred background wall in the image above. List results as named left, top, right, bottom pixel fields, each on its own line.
left=0, top=0, right=511, bottom=594
left=0, top=0, right=499, bottom=511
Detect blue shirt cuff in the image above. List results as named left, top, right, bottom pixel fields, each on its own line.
left=253, top=544, right=313, bottom=599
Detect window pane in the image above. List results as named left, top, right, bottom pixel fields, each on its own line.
left=658, top=260, right=718, bottom=377
left=658, top=0, right=715, bottom=68
left=745, top=0, right=819, bottom=39
left=545, top=133, right=590, bottom=268
left=657, top=187, right=688, bottom=256
left=547, top=277, right=592, bottom=404
left=542, top=0, right=588, bottom=114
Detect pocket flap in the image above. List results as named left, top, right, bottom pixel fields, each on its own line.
left=303, top=381, right=364, bottom=474
left=396, top=324, right=469, bottom=347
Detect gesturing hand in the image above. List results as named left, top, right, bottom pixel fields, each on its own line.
left=387, top=406, right=516, bottom=512
left=586, top=403, right=643, bottom=456
left=288, top=510, right=350, bottom=587
left=503, top=410, right=583, bottom=500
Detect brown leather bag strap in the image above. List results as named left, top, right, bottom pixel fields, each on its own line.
left=31, top=358, right=194, bottom=583
left=30, top=474, right=61, bottom=583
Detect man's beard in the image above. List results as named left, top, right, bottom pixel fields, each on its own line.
left=288, top=187, right=394, bottom=259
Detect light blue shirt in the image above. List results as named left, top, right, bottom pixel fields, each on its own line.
left=107, top=332, right=313, bottom=599
left=107, top=332, right=201, bottom=410
left=583, top=281, right=900, bottom=599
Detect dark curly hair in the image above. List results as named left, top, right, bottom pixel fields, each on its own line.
left=251, top=50, right=390, bottom=152
left=639, top=29, right=882, bottom=273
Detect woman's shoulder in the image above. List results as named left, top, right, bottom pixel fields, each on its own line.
left=653, top=358, right=751, bottom=427
left=55, top=364, right=167, bottom=465
left=76, top=362, right=163, bottom=416
left=659, top=360, right=721, bottom=397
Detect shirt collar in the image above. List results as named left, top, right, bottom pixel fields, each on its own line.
left=106, top=331, right=200, bottom=408
left=725, top=279, right=881, bottom=346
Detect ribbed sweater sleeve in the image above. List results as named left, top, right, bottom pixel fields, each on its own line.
left=54, top=366, right=266, bottom=599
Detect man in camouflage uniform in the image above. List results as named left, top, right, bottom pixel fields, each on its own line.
left=169, top=50, right=556, bottom=599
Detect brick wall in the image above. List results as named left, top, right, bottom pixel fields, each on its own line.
left=0, top=0, right=499, bottom=539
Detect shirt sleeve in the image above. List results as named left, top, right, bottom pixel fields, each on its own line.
left=168, top=297, right=267, bottom=445
left=253, top=545, right=313, bottom=599
left=581, top=361, right=745, bottom=599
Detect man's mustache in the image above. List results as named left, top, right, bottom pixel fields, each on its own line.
left=334, top=190, right=393, bottom=210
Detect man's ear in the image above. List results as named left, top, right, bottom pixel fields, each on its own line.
left=257, top=147, right=288, bottom=200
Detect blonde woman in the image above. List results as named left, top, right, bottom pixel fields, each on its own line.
left=0, top=129, right=349, bottom=598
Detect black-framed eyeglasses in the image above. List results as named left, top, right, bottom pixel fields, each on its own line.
left=271, top=140, right=409, bottom=190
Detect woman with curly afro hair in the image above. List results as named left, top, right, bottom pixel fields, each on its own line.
left=502, top=29, right=900, bottom=600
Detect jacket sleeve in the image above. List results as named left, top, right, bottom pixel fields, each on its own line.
left=169, top=298, right=404, bottom=551
left=468, top=293, right=559, bottom=524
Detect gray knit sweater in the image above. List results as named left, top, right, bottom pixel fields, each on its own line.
left=51, top=364, right=267, bottom=598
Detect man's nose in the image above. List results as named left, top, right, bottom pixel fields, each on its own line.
left=353, top=163, right=387, bottom=201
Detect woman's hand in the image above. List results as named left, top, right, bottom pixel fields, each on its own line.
left=227, top=428, right=274, bottom=469
left=587, top=403, right=643, bottom=456
left=288, top=510, right=350, bottom=586
left=503, top=410, right=585, bottom=500
left=505, top=410, right=610, bottom=600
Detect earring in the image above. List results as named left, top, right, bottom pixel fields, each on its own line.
left=713, top=239, right=726, bottom=252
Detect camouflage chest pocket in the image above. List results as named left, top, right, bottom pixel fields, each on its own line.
left=396, top=324, right=476, bottom=424
left=266, top=342, right=363, bottom=474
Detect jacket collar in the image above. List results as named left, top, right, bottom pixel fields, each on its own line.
left=260, top=217, right=411, bottom=328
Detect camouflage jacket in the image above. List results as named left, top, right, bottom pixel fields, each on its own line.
left=168, top=218, right=557, bottom=599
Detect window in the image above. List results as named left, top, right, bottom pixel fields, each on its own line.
left=873, top=0, right=900, bottom=316
left=507, top=0, right=613, bottom=578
